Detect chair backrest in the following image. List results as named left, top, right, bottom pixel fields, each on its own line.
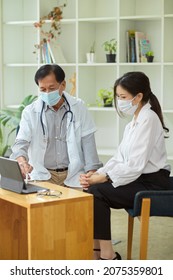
left=127, top=176, right=173, bottom=217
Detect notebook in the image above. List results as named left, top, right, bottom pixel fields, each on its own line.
left=0, top=156, right=48, bottom=194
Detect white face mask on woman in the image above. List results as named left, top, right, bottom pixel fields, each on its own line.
left=117, top=96, right=138, bottom=115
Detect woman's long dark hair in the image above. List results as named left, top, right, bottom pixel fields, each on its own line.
left=114, top=71, right=169, bottom=134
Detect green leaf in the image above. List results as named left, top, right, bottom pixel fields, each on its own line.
left=0, top=94, right=38, bottom=143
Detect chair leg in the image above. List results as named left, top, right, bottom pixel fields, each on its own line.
left=127, top=215, right=134, bottom=260
left=139, top=198, right=151, bottom=260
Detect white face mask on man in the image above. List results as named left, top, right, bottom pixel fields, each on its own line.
left=117, top=96, right=138, bottom=115
left=39, top=89, right=61, bottom=106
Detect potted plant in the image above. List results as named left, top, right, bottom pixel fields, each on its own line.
left=102, top=38, right=117, bottom=63
left=97, top=88, right=114, bottom=107
left=0, top=126, right=9, bottom=157
left=0, top=95, right=37, bottom=152
left=86, top=41, right=95, bottom=63
left=146, top=51, right=154, bottom=62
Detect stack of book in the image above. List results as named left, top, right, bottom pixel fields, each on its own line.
left=40, top=40, right=67, bottom=64
left=126, top=30, right=151, bottom=63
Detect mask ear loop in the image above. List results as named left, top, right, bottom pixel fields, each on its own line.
left=130, top=95, right=139, bottom=107
left=131, top=95, right=136, bottom=102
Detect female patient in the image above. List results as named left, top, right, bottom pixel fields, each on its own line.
left=80, top=71, right=171, bottom=260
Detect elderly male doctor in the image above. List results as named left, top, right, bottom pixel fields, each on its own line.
left=10, top=64, right=102, bottom=188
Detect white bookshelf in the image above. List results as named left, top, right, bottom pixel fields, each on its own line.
left=0, top=0, right=173, bottom=170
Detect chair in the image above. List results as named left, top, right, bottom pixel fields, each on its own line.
left=126, top=176, right=173, bottom=260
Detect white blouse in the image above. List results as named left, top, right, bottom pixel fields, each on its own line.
left=97, top=103, right=171, bottom=188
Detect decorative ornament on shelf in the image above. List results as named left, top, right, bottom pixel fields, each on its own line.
left=69, top=72, right=76, bottom=96
left=33, top=1, right=67, bottom=60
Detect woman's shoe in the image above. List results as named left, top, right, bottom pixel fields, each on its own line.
left=113, top=252, right=122, bottom=260
left=100, top=251, right=122, bottom=260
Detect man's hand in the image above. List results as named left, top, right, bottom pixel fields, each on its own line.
left=17, top=156, right=33, bottom=179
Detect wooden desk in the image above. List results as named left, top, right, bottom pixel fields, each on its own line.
left=0, top=182, right=93, bottom=260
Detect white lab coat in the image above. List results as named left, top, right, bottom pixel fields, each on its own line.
left=16, top=92, right=97, bottom=187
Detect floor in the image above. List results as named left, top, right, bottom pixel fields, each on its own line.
left=111, top=209, right=173, bottom=260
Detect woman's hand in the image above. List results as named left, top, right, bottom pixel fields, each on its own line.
left=80, top=172, right=107, bottom=189
left=79, top=173, right=91, bottom=189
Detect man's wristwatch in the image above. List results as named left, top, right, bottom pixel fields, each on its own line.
left=106, top=173, right=113, bottom=183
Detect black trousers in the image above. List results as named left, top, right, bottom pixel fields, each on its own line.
left=86, top=169, right=170, bottom=240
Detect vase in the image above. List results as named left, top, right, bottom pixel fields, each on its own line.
left=103, top=98, right=113, bottom=107
left=106, top=54, right=116, bottom=63
left=146, top=56, right=154, bottom=63
left=86, top=52, right=95, bottom=63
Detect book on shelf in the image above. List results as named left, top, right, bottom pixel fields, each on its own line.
left=41, top=40, right=56, bottom=64
left=126, top=30, right=151, bottom=63
left=47, top=40, right=56, bottom=63
left=126, top=30, right=136, bottom=62
left=135, top=31, right=146, bottom=62
left=41, top=45, right=46, bottom=64
left=45, top=41, right=52, bottom=63
left=41, top=41, right=51, bottom=63
left=140, top=39, right=151, bottom=62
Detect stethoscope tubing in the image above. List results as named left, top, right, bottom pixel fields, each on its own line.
left=40, top=94, right=73, bottom=138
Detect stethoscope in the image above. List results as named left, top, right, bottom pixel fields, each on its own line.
left=40, top=93, right=73, bottom=140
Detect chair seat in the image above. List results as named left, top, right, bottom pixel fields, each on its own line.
left=126, top=190, right=173, bottom=217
